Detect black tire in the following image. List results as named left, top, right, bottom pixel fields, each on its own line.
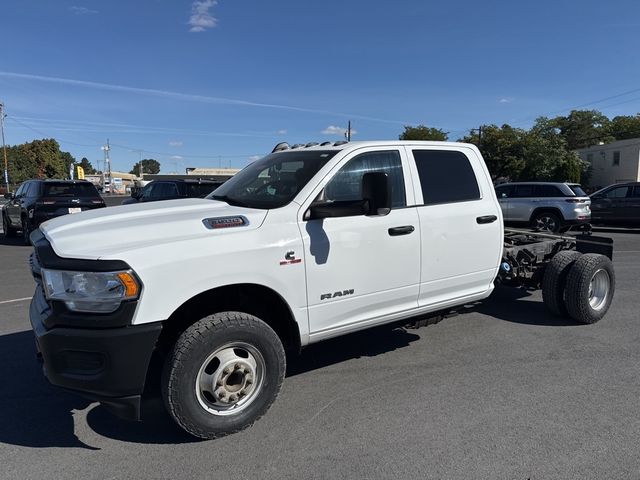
left=542, top=250, right=582, bottom=316
left=162, top=311, right=286, bottom=439
left=21, top=217, right=31, bottom=245
left=564, top=254, right=615, bottom=324
left=2, top=212, right=16, bottom=238
left=532, top=211, right=561, bottom=233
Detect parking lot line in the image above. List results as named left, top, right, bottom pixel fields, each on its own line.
left=0, top=297, right=32, bottom=305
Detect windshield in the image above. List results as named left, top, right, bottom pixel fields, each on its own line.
left=208, top=150, right=338, bottom=209
left=42, top=182, right=100, bottom=197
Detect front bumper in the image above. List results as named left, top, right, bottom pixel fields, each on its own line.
left=29, top=228, right=162, bottom=421
left=30, top=297, right=162, bottom=420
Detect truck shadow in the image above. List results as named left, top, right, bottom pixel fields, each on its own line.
left=475, top=286, right=581, bottom=327
left=0, top=326, right=420, bottom=447
left=0, top=329, right=100, bottom=450
left=0, top=235, right=28, bottom=246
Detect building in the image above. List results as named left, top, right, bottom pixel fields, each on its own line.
left=577, top=138, right=640, bottom=188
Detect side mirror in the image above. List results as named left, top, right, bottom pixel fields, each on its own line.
left=4, top=192, right=14, bottom=200
left=362, top=171, right=391, bottom=216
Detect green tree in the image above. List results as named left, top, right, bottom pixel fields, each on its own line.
left=551, top=110, right=613, bottom=150
left=460, top=124, right=527, bottom=180
left=459, top=120, right=586, bottom=183
left=522, top=117, right=583, bottom=182
left=609, top=114, right=640, bottom=140
left=6, top=138, right=71, bottom=183
left=78, top=157, right=97, bottom=175
left=399, top=125, right=448, bottom=141
left=130, top=158, right=160, bottom=175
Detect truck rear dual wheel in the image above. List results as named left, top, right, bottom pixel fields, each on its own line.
left=543, top=252, right=615, bottom=324
left=542, top=251, right=582, bottom=316
left=564, top=254, right=615, bottom=324
left=161, top=312, right=286, bottom=440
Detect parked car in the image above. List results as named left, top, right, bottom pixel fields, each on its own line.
left=122, top=179, right=224, bottom=205
left=590, top=182, right=640, bottom=226
left=494, top=182, right=591, bottom=232
left=2, top=179, right=105, bottom=244
left=29, top=141, right=615, bottom=439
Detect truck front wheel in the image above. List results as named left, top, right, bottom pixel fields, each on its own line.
left=161, top=312, right=286, bottom=439
left=564, top=254, right=615, bottom=324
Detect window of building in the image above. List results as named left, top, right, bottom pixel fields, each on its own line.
left=612, top=151, right=621, bottom=166
left=412, top=150, right=480, bottom=205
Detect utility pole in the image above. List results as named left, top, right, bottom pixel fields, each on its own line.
left=478, top=125, right=482, bottom=150
left=132, top=149, right=143, bottom=178
left=101, top=139, right=111, bottom=191
left=1, top=102, right=9, bottom=192
left=345, top=120, right=352, bottom=142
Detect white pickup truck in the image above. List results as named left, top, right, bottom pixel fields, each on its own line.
left=29, top=141, right=615, bottom=439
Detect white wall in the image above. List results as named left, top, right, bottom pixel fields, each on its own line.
left=577, top=139, right=640, bottom=188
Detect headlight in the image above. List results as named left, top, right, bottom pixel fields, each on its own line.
left=41, top=269, right=140, bottom=313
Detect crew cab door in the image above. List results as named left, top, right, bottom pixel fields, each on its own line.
left=407, top=147, right=502, bottom=306
left=300, top=148, right=421, bottom=338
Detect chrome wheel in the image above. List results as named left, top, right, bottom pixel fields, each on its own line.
left=195, top=342, right=265, bottom=416
left=535, top=215, right=558, bottom=232
left=588, top=268, right=610, bottom=311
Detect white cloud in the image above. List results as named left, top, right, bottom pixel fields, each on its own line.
left=277, top=129, right=287, bottom=135
left=0, top=72, right=407, bottom=125
left=171, top=155, right=184, bottom=160
left=322, top=125, right=357, bottom=136
left=189, top=0, right=218, bottom=33
left=69, top=6, right=98, bottom=15
left=168, top=140, right=183, bottom=147
left=499, top=97, right=513, bottom=104
left=248, top=155, right=262, bottom=162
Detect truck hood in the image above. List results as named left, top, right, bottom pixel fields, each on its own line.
left=40, top=198, right=268, bottom=260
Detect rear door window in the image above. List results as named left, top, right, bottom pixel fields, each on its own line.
left=533, top=185, right=564, bottom=197
left=513, top=185, right=535, bottom=198
left=495, top=185, right=514, bottom=198
left=632, top=186, right=640, bottom=198
left=412, top=150, right=480, bottom=205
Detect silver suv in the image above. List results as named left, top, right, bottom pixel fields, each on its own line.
left=494, top=182, right=590, bottom=232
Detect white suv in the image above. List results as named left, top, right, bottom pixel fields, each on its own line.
left=495, top=182, right=590, bottom=232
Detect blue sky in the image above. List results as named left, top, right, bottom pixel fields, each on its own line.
left=1, top=0, right=639, bottom=173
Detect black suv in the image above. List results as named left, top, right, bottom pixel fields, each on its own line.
left=2, top=180, right=105, bottom=244
left=590, top=182, right=640, bottom=226
left=122, top=179, right=223, bottom=205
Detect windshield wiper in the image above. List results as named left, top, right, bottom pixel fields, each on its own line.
left=209, top=194, right=250, bottom=208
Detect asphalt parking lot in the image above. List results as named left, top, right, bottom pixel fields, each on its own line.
left=1, top=226, right=639, bottom=479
